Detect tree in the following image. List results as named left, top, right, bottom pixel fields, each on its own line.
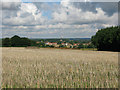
left=2, top=38, right=11, bottom=47
left=87, top=44, right=95, bottom=48
left=50, top=45, right=55, bottom=48
left=11, top=35, right=22, bottom=47
left=59, top=45, right=64, bottom=48
left=2, top=35, right=44, bottom=47
left=57, top=41, right=62, bottom=44
left=21, top=37, right=31, bottom=47
left=10, top=35, right=32, bottom=47
left=78, top=44, right=84, bottom=49
left=91, top=26, right=120, bottom=51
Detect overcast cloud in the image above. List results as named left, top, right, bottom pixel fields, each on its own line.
left=1, top=1, right=118, bottom=38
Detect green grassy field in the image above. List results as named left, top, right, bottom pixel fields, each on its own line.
left=2, top=47, right=118, bottom=88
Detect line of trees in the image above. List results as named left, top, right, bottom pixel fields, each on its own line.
left=2, top=35, right=32, bottom=47
left=91, top=26, right=120, bottom=52
left=2, top=35, right=48, bottom=47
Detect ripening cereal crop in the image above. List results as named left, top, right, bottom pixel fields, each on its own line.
left=2, top=47, right=118, bottom=88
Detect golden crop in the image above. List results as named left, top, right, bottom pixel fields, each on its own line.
left=2, top=47, right=118, bottom=88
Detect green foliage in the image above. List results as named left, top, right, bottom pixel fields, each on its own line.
left=11, top=35, right=21, bottom=47
left=87, top=44, right=95, bottom=48
left=30, top=40, right=38, bottom=46
left=2, top=35, right=32, bottom=47
left=20, top=37, right=31, bottom=47
left=0, top=39, right=2, bottom=47
left=2, top=35, right=93, bottom=49
left=49, top=45, right=55, bottom=48
left=78, top=44, right=84, bottom=49
left=59, top=45, right=65, bottom=48
left=2, top=38, right=11, bottom=47
left=91, top=26, right=120, bottom=51
left=57, top=41, right=62, bottom=44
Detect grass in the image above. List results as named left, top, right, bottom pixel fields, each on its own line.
left=2, top=47, right=118, bottom=88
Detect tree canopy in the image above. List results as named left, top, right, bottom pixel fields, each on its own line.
left=91, top=26, right=120, bottom=52
left=2, top=35, right=31, bottom=47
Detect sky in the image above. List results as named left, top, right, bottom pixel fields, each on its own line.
left=0, top=0, right=119, bottom=38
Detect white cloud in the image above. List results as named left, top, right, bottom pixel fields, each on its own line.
left=35, top=24, right=89, bottom=29
left=52, top=3, right=118, bottom=26
left=1, top=2, right=118, bottom=38
left=2, top=3, right=46, bottom=25
left=61, top=0, right=71, bottom=7
left=20, top=3, right=37, bottom=14
left=20, top=3, right=39, bottom=20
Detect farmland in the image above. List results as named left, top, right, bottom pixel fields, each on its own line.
left=2, top=47, right=118, bottom=88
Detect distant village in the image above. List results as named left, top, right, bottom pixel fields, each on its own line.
left=35, top=39, right=93, bottom=49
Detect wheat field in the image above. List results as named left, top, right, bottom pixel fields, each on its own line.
left=2, top=47, right=118, bottom=88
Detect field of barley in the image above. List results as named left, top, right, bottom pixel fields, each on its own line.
left=2, top=47, right=118, bottom=88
